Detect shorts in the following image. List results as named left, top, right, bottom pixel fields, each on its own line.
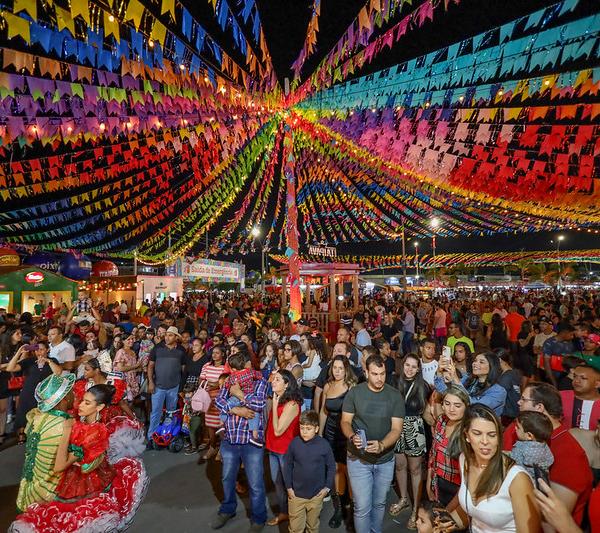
left=394, top=415, right=426, bottom=457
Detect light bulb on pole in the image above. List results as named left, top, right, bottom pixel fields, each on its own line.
left=414, top=241, right=420, bottom=280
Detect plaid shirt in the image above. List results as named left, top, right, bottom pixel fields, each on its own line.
left=428, top=415, right=461, bottom=497
left=215, top=377, right=267, bottom=445
left=224, top=369, right=263, bottom=395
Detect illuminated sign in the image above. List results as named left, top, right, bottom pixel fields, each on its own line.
left=25, top=271, right=45, bottom=284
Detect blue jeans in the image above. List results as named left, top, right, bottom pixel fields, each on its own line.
left=219, top=439, right=267, bottom=525
left=402, top=332, right=414, bottom=356
left=347, top=456, right=395, bottom=533
left=147, top=384, right=179, bottom=439
left=268, top=451, right=288, bottom=515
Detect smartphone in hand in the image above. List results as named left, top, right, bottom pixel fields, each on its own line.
left=356, top=429, right=367, bottom=449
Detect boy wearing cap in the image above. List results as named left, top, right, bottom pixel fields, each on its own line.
left=16, top=374, right=75, bottom=512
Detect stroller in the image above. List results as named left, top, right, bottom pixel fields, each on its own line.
left=149, top=409, right=188, bottom=452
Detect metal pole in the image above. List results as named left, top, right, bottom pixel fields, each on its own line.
left=133, top=249, right=138, bottom=276
left=401, top=218, right=407, bottom=283
left=432, top=232, right=436, bottom=282
left=416, top=247, right=420, bottom=279
left=261, top=245, right=265, bottom=295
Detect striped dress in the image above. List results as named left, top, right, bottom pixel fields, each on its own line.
left=200, top=363, right=225, bottom=429
left=17, top=408, right=71, bottom=512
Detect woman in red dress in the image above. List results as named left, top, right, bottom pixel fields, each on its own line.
left=54, top=385, right=116, bottom=501
left=11, top=385, right=148, bottom=533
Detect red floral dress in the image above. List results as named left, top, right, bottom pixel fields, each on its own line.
left=55, top=421, right=115, bottom=502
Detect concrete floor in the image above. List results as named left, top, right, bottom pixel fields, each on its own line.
left=1, top=444, right=413, bottom=532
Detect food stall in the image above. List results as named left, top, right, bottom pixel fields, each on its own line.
left=0, top=266, right=78, bottom=313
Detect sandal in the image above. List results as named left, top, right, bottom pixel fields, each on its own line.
left=407, top=512, right=417, bottom=530
left=389, top=497, right=410, bottom=516
left=267, top=514, right=288, bottom=526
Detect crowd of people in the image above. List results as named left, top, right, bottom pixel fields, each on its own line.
left=1, top=286, right=599, bottom=532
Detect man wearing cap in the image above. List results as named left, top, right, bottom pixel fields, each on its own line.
left=581, top=333, right=600, bottom=356
left=16, top=373, right=75, bottom=512
left=289, top=319, right=310, bottom=342
left=147, top=326, right=186, bottom=442
left=561, top=358, right=600, bottom=430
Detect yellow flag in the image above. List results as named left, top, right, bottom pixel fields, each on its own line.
left=3, top=11, right=31, bottom=42
left=70, top=0, right=90, bottom=25
left=13, top=0, right=36, bottom=20
left=161, top=0, right=175, bottom=20
left=55, top=6, right=75, bottom=35
left=104, top=11, right=120, bottom=42
left=125, top=0, right=144, bottom=29
left=150, top=19, right=166, bottom=46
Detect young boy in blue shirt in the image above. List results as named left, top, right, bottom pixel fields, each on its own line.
left=283, top=410, right=336, bottom=533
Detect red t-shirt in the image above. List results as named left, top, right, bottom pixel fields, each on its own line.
left=547, top=424, right=592, bottom=526
left=504, top=421, right=592, bottom=526
left=504, top=312, right=525, bottom=342
left=590, top=485, right=600, bottom=533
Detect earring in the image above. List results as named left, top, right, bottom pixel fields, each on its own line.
left=95, top=410, right=100, bottom=422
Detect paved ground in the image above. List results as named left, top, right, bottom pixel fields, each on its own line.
left=0, top=444, right=413, bottom=532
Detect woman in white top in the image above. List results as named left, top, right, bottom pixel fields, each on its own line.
left=454, top=404, right=541, bottom=532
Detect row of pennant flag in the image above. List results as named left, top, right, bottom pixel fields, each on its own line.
left=270, top=248, right=600, bottom=272
left=0, top=0, right=598, bottom=264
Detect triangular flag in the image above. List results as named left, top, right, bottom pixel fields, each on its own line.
left=125, top=0, right=144, bottom=29
left=3, top=11, right=31, bottom=42
left=150, top=20, right=167, bottom=47
left=161, top=0, right=175, bottom=20
left=104, top=11, right=120, bottom=42
left=55, top=6, right=75, bottom=35
left=13, top=0, right=36, bottom=20
left=70, top=0, right=90, bottom=25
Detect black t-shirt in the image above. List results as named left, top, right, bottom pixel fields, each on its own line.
left=184, top=352, right=211, bottom=379
left=150, top=344, right=186, bottom=389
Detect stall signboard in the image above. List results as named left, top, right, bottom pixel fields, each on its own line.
left=25, top=271, right=45, bottom=285
left=307, top=245, right=337, bottom=257
left=182, top=258, right=244, bottom=284
left=384, top=277, right=400, bottom=286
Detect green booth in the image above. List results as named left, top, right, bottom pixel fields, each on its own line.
left=0, top=267, right=78, bottom=314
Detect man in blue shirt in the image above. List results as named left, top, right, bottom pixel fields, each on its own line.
left=211, top=370, right=268, bottom=531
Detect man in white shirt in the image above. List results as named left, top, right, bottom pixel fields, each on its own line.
left=47, top=326, right=76, bottom=371
left=419, top=337, right=438, bottom=386
left=352, top=316, right=372, bottom=365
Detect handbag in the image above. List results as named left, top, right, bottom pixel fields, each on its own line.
left=8, top=375, right=25, bottom=391
left=191, top=380, right=212, bottom=413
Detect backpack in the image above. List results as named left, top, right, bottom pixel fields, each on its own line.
left=191, top=381, right=211, bottom=413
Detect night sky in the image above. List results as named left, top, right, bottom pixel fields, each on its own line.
left=182, top=0, right=599, bottom=266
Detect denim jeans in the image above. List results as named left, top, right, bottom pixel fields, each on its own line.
left=401, top=332, right=414, bottom=356
left=347, top=456, right=395, bottom=533
left=268, top=451, right=288, bottom=515
left=147, top=384, right=180, bottom=439
left=220, top=439, right=267, bottom=525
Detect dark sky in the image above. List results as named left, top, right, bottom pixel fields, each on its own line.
left=180, top=0, right=600, bottom=265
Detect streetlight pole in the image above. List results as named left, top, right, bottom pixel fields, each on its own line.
left=401, top=217, right=407, bottom=285
left=252, top=226, right=265, bottom=295
left=556, top=235, right=564, bottom=286
left=431, top=217, right=439, bottom=283
left=414, top=241, right=420, bottom=282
